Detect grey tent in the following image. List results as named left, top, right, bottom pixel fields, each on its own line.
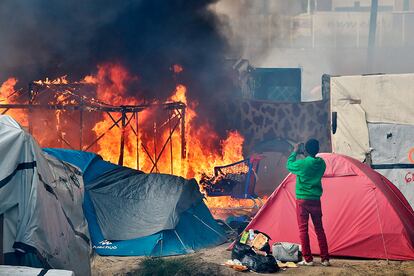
left=0, top=115, right=91, bottom=275
left=45, top=148, right=228, bottom=257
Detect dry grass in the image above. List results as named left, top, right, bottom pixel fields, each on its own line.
left=92, top=243, right=414, bottom=276
left=130, top=256, right=229, bottom=276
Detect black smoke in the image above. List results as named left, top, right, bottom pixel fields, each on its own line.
left=0, top=0, right=236, bottom=136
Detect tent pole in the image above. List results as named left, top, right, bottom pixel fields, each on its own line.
left=192, top=214, right=227, bottom=238
left=373, top=190, right=389, bottom=262
left=160, top=233, right=163, bottom=257
left=174, top=230, right=190, bottom=253
left=0, top=214, right=3, bottom=265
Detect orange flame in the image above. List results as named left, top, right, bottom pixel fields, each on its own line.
left=84, top=65, right=245, bottom=181
left=2, top=64, right=262, bottom=210
left=172, top=64, right=183, bottom=74
left=83, top=63, right=147, bottom=167
left=0, top=78, right=28, bottom=126
left=33, top=76, right=69, bottom=85
left=84, top=63, right=137, bottom=105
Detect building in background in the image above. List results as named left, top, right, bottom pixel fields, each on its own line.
left=214, top=0, right=414, bottom=100
left=228, top=59, right=302, bottom=102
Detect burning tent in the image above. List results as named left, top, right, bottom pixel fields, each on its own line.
left=44, top=148, right=227, bottom=256
left=0, top=115, right=91, bottom=275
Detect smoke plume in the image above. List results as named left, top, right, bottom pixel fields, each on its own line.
left=0, top=0, right=235, bottom=136
left=213, top=0, right=414, bottom=101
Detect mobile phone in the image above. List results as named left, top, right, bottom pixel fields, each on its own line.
left=297, top=143, right=305, bottom=154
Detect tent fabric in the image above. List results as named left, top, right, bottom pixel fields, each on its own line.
left=44, top=148, right=227, bottom=256
left=0, top=115, right=91, bottom=276
left=244, top=153, right=414, bottom=260
left=89, top=171, right=203, bottom=240
left=330, top=73, right=414, bottom=161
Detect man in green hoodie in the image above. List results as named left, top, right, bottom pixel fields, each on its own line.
left=286, top=138, right=330, bottom=266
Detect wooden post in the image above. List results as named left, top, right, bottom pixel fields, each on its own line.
left=118, top=108, right=126, bottom=166
left=153, top=122, right=158, bottom=172
left=136, top=112, right=139, bottom=170
left=181, top=107, right=186, bottom=159
left=28, top=83, right=34, bottom=134
left=79, top=100, right=83, bottom=150
left=169, top=110, right=173, bottom=174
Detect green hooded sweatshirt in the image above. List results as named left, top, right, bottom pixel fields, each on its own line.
left=286, top=152, right=326, bottom=200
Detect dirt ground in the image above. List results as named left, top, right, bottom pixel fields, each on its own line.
left=91, top=243, right=414, bottom=276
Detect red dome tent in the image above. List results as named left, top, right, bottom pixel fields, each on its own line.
left=246, top=153, right=414, bottom=260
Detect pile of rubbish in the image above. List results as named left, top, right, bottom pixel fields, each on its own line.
left=225, top=229, right=301, bottom=273
left=200, top=172, right=247, bottom=197
left=200, top=157, right=258, bottom=198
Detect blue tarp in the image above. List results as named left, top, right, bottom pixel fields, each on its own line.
left=43, top=148, right=226, bottom=256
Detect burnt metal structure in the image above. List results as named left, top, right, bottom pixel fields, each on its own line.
left=0, top=82, right=186, bottom=173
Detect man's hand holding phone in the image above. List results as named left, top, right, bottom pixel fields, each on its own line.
left=295, top=143, right=305, bottom=154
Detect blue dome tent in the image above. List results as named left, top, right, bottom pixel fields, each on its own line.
left=43, top=148, right=227, bottom=257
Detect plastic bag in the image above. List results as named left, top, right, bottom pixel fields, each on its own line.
left=231, top=242, right=255, bottom=261
left=239, top=230, right=271, bottom=251
left=232, top=230, right=277, bottom=272
left=272, top=242, right=302, bottom=262
left=241, top=254, right=279, bottom=273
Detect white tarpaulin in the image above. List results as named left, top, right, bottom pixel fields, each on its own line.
left=329, top=73, right=414, bottom=207
left=330, top=73, right=414, bottom=161
left=331, top=101, right=370, bottom=161
left=369, top=123, right=414, bottom=164
left=0, top=265, right=74, bottom=276
left=373, top=168, right=414, bottom=206
left=368, top=123, right=414, bottom=207
left=0, top=115, right=91, bottom=275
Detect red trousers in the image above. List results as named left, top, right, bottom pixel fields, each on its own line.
left=296, top=199, right=329, bottom=262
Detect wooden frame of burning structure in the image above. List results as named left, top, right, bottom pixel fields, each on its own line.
left=0, top=81, right=186, bottom=173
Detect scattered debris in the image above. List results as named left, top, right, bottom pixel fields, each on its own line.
left=223, top=259, right=249, bottom=272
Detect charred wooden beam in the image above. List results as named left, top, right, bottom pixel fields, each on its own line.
left=118, top=108, right=127, bottom=166
left=181, top=107, right=186, bottom=159
left=0, top=102, right=186, bottom=113
left=135, top=112, right=139, bottom=170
